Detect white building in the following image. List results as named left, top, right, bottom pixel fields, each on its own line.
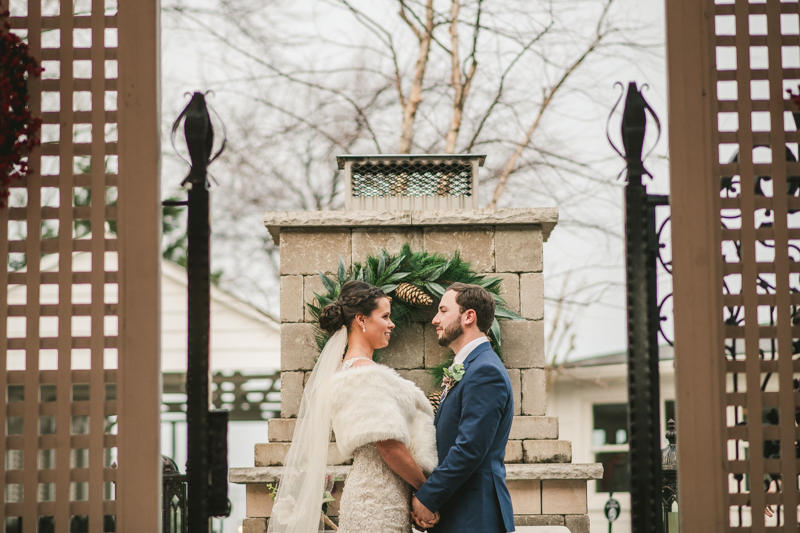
left=547, top=347, right=676, bottom=533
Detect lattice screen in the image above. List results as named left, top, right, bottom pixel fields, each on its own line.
left=3, top=0, right=161, bottom=531
left=713, top=0, right=800, bottom=529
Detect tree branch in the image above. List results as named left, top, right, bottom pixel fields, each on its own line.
left=398, top=0, right=435, bottom=154
left=487, top=0, right=614, bottom=208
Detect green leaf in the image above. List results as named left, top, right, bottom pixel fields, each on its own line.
left=356, top=267, right=364, bottom=281
left=424, top=282, right=446, bottom=298
left=364, top=263, right=374, bottom=285
left=385, top=271, right=411, bottom=283
left=427, top=260, right=451, bottom=282
left=377, top=251, right=387, bottom=277
left=381, top=284, right=399, bottom=294
left=490, top=318, right=502, bottom=346
left=316, top=293, right=334, bottom=308
left=495, top=306, right=523, bottom=320
left=318, top=271, right=338, bottom=294
left=384, top=254, right=406, bottom=277
left=338, top=256, right=347, bottom=284
left=491, top=292, right=508, bottom=306
left=477, top=276, right=502, bottom=288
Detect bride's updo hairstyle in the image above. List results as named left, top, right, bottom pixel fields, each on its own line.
left=318, top=280, right=387, bottom=335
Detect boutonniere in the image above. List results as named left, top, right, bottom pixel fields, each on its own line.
left=441, top=363, right=465, bottom=390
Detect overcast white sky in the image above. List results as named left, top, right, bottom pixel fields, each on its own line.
left=159, top=0, right=671, bottom=362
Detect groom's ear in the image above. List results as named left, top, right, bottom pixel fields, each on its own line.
left=462, top=309, right=477, bottom=326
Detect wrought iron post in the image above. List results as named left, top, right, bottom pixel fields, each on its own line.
left=169, top=92, right=228, bottom=532
left=163, top=455, right=188, bottom=533
left=661, top=420, right=678, bottom=533
left=609, top=81, right=664, bottom=533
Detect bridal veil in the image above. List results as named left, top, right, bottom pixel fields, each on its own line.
left=267, top=326, right=348, bottom=533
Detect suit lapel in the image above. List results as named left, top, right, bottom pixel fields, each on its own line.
left=435, top=341, right=493, bottom=424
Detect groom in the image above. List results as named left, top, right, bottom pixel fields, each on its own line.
left=412, top=283, right=515, bottom=532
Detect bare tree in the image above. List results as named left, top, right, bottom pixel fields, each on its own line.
left=160, top=0, right=663, bottom=335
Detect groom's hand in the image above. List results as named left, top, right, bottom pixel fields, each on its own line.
left=412, top=496, right=438, bottom=528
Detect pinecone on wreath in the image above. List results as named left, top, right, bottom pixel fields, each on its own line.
left=427, top=390, right=443, bottom=415
left=395, top=282, right=433, bottom=306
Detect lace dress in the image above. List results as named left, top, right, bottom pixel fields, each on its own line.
left=336, top=358, right=413, bottom=533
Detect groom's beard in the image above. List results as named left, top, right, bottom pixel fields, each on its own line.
left=437, top=317, right=464, bottom=347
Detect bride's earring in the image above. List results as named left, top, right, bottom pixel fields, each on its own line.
left=362, top=323, right=366, bottom=332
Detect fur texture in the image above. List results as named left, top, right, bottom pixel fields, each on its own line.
left=330, top=364, right=438, bottom=475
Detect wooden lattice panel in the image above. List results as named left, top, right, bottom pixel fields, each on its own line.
left=713, top=1, right=800, bottom=529
left=3, top=0, right=161, bottom=530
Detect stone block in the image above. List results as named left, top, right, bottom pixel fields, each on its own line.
left=423, top=226, right=494, bottom=272
left=541, top=480, right=587, bottom=514
left=380, top=323, right=424, bottom=369
left=493, top=272, right=520, bottom=313
left=424, top=323, right=452, bottom=368
left=520, top=273, right=544, bottom=320
left=507, top=368, right=521, bottom=416
left=396, top=369, right=437, bottom=396
left=495, top=226, right=543, bottom=273
left=242, top=517, right=268, bottom=533
left=521, top=368, right=547, bottom=415
left=565, top=514, right=591, bottom=533
left=507, top=479, right=541, bottom=514
left=505, top=440, right=523, bottom=463
left=280, top=275, right=304, bottom=322
left=268, top=418, right=335, bottom=442
left=514, top=515, right=565, bottom=527
left=352, top=228, right=423, bottom=264
left=501, top=320, right=545, bottom=369
left=255, top=442, right=350, bottom=466
left=255, top=442, right=291, bottom=466
left=281, top=323, right=319, bottom=371
left=303, top=275, right=326, bottom=323
left=279, top=371, right=304, bottom=418
left=523, top=440, right=572, bottom=463
left=268, top=418, right=295, bottom=442
left=280, top=229, right=351, bottom=275
left=510, top=416, right=558, bottom=440
left=246, top=483, right=274, bottom=518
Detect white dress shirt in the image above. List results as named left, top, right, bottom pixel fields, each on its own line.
left=452, top=335, right=489, bottom=366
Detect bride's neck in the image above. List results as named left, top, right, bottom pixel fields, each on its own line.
left=343, top=334, right=374, bottom=361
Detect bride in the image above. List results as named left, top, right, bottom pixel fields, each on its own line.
left=268, top=280, right=440, bottom=533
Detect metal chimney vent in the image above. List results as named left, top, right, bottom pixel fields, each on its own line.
left=337, top=154, right=485, bottom=211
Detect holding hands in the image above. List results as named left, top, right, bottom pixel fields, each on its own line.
left=411, top=496, right=440, bottom=530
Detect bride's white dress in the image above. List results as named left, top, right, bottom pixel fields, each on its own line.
left=328, top=361, right=438, bottom=533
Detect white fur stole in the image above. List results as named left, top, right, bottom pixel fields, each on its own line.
left=329, top=363, right=438, bottom=475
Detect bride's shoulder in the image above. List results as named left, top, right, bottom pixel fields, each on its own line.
left=330, top=362, right=404, bottom=391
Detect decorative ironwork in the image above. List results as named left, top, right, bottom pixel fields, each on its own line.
left=608, top=81, right=667, bottom=533
left=169, top=92, right=229, bottom=530
left=162, top=455, right=187, bottom=533
left=661, top=420, right=677, bottom=533
left=351, top=160, right=473, bottom=197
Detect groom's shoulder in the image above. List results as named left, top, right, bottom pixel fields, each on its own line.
left=470, top=347, right=511, bottom=380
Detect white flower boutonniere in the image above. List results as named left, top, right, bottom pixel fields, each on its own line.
left=441, top=363, right=465, bottom=391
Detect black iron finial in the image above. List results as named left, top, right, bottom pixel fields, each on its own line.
left=171, top=91, right=226, bottom=187
left=665, top=419, right=676, bottom=446
left=607, top=81, right=661, bottom=182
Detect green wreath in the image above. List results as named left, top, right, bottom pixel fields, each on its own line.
left=306, top=243, right=522, bottom=384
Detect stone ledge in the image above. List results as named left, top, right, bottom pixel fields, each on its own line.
left=229, top=463, right=602, bottom=484
left=264, top=208, right=558, bottom=245
left=230, top=465, right=351, bottom=484
left=505, top=464, right=603, bottom=481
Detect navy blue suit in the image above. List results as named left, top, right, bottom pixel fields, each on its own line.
left=415, top=342, right=515, bottom=532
